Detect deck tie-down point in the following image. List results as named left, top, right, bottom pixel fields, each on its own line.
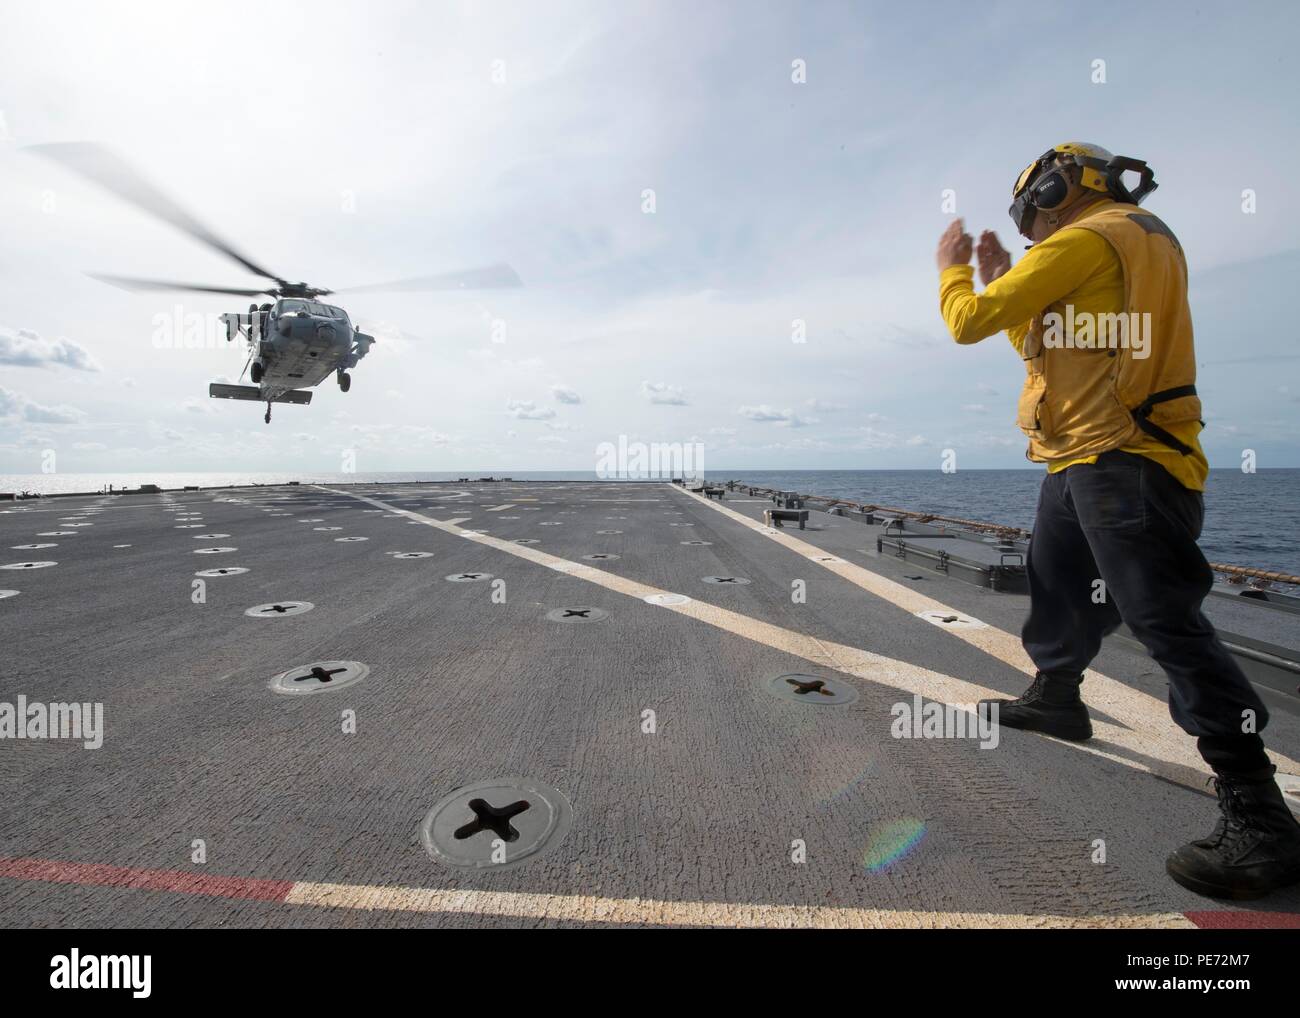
left=294, top=665, right=345, bottom=683
left=765, top=672, right=859, bottom=707
left=422, top=778, right=573, bottom=870
left=786, top=677, right=834, bottom=697
left=546, top=606, right=609, bottom=623
left=268, top=659, right=367, bottom=695
left=454, top=798, right=531, bottom=843
left=916, top=609, right=984, bottom=629
left=245, top=600, right=314, bottom=618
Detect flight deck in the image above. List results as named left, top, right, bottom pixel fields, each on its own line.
left=1, top=481, right=1297, bottom=928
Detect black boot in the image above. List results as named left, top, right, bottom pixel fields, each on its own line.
left=978, top=671, right=1092, bottom=741
left=1166, top=768, right=1300, bottom=900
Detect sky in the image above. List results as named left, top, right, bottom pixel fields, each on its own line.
left=1, top=0, right=1298, bottom=474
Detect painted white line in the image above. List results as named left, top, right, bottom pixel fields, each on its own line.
left=316, top=486, right=1298, bottom=792
left=674, top=485, right=1300, bottom=785
left=286, top=880, right=1194, bottom=928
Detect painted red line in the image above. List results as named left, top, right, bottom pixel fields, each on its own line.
left=3, top=855, right=1296, bottom=927
left=0, top=856, right=293, bottom=903
left=1184, top=910, right=1300, bottom=929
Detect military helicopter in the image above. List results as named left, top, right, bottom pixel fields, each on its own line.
left=30, top=143, right=521, bottom=422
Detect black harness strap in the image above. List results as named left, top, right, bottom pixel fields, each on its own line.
left=1131, top=384, right=1199, bottom=455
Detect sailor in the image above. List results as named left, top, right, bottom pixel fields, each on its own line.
left=935, top=142, right=1300, bottom=899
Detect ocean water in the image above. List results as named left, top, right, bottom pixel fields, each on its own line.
left=2, top=468, right=1297, bottom=577
left=728, top=469, right=1300, bottom=578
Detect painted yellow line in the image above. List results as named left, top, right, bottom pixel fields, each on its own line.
left=286, top=880, right=1194, bottom=928
left=676, top=486, right=1300, bottom=784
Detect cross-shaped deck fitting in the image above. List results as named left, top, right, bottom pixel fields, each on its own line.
left=453, top=798, right=530, bottom=843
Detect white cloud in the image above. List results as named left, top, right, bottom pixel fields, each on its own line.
left=506, top=399, right=556, bottom=421
left=738, top=404, right=814, bottom=427
left=642, top=381, right=688, bottom=405
left=0, top=385, right=85, bottom=424
left=351, top=423, right=453, bottom=442
left=853, top=425, right=930, bottom=450
left=551, top=385, right=582, bottom=404
left=0, top=327, right=101, bottom=372
left=470, top=349, right=545, bottom=372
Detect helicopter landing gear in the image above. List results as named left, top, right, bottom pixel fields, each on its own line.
left=250, top=361, right=264, bottom=384
left=265, top=401, right=272, bottom=425
left=337, top=370, right=351, bottom=393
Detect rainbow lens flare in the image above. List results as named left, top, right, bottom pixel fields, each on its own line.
left=862, top=818, right=927, bottom=873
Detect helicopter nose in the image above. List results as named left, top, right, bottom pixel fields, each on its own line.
left=315, top=322, right=338, bottom=342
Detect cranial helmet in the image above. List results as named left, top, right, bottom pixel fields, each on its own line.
left=1009, top=142, right=1158, bottom=237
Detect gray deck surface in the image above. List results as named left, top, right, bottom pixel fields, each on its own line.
left=1, top=481, right=1297, bottom=928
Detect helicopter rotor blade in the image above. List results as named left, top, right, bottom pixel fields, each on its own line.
left=88, top=273, right=270, bottom=298
left=334, top=262, right=523, bottom=294
left=28, top=142, right=288, bottom=287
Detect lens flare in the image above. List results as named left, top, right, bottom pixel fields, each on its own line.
left=862, top=819, right=927, bottom=873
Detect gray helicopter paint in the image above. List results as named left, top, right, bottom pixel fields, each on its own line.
left=253, top=302, right=357, bottom=397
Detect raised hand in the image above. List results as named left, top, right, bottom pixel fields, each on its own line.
left=976, top=230, right=1012, bottom=286
left=936, top=219, right=973, bottom=271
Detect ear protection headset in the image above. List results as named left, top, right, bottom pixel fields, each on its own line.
left=1009, top=143, right=1158, bottom=237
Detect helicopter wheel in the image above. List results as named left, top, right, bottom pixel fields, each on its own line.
left=338, top=371, right=351, bottom=393
left=250, top=361, right=264, bottom=384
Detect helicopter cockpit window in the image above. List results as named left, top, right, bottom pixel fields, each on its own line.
left=277, top=300, right=307, bottom=314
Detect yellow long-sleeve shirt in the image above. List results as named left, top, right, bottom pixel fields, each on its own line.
left=939, top=228, right=1208, bottom=491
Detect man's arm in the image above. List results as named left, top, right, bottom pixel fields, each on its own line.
left=938, top=227, right=1113, bottom=345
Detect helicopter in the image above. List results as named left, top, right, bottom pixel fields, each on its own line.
left=29, top=143, right=522, bottom=423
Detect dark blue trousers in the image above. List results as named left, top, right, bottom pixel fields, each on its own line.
left=1022, top=450, right=1268, bottom=744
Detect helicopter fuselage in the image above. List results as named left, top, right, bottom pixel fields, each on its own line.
left=255, top=299, right=355, bottom=397
left=219, top=298, right=373, bottom=417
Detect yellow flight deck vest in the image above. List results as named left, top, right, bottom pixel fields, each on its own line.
left=1017, top=202, right=1202, bottom=464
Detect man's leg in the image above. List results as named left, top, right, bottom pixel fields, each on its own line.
left=1067, top=451, right=1299, bottom=899
left=1021, top=467, right=1124, bottom=678
left=981, top=469, right=1119, bottom=740
left=1066, top=453, right=1266, bottom=747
